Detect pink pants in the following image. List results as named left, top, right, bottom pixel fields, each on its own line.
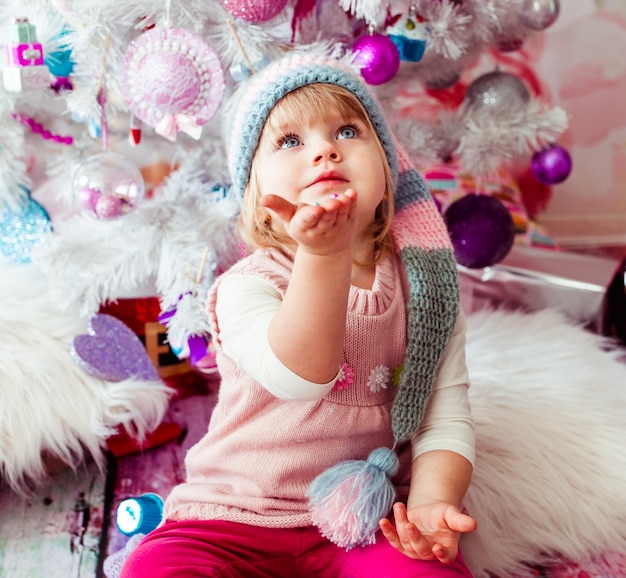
left=120, top=519, right=473, bottom=578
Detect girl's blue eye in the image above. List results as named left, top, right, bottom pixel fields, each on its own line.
left=279, top=135, right=300, bottom=149
left=338, top=125, right=358, bottom=139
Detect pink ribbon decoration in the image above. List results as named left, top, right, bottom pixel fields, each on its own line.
left=155, top=113, right=203, bottom=142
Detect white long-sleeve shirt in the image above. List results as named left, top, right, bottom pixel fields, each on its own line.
left=215, top=270, right=475, bottom=466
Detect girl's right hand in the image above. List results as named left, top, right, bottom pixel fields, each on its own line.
left=261, top=189, right=358, bottom=255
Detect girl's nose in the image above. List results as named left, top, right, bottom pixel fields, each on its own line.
left=313, top=140, right=340, bottom=163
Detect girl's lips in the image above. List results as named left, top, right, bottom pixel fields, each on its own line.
left=308, top=172, right=348, bottom=187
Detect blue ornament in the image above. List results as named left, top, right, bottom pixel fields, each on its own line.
left=229, top=54, right=270, bottom=82
left=45, top=28, right=75, bottom=78
left=387, top=13, right=430, bottom=63
left=444, top=193, right=515, bottom=269
left=116, top=493, right=164, bottom=536
left=0, top=192, right=52, bottom=263
left=45, top=48, right=74, bottom=78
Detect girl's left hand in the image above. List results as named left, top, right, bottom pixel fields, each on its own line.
left=379, top=501, right=477, bottom=563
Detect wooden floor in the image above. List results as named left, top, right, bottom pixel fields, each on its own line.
left=104, top=386, right=218, bottom=563
left=0, top=381, right=218, bottom=578
left=0, top=460, right=105, bottom=578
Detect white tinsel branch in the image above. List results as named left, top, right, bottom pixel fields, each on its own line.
left=338, top=0, right=387, bottom=27
left=395, top=111, right=464, bottom=167
left=417, top=0, right=473, bottom=61
left=463, top=0, right=510, bottom=44
left=0, top=152, right=30, bottom=208
left=457, top=101, right=569, bottom=176
left=32, top=172, right=239, bottom=316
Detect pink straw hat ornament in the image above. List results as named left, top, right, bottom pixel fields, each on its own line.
left=121, top=26, right=225, bottom=142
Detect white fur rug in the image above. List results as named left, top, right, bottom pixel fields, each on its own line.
left=4, top=255, right=626, bottom=577
left=0, top=259, right=173, bottom=492
left=462, top=308, right=626, bottom=578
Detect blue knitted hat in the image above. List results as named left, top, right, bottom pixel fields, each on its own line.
left=226, top=54, right=400, bottom=197
left=226, top=52, right=460, bottom=550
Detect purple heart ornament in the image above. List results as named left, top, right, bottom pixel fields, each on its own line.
left=71, top=313, right=159, bottom=382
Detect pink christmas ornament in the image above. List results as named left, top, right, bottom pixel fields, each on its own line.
left=351, top=34, right=400, bottom=85
left=77, top=186, right=102, bottom=211
left=220, top=0, right=288, bottom=22
left=73, top=152, right=145, bottom=219
left=121, top=27, right=225, bottom=142
left=95, top=194, right=124, bottom=219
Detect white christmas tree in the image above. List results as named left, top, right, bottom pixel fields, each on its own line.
left=0, top=0, right=569, bottom=355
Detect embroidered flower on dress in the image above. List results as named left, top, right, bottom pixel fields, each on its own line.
left=333, top=362, right=355, bottom=391
left=368, top=365, right=391, bottom=393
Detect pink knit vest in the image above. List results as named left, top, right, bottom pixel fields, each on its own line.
left=163, top=248, right=415, bottom=528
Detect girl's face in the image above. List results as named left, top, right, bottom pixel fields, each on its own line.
left=252, top=106, right=387, bottom=238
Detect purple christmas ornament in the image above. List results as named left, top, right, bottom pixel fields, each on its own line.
left=71, top=313, right=160, bottom=382
left=351, top=34, right=400, bottom=86
left=531, top=145, right=572, bottom=185
left=444, top=194, right=515, bottom=269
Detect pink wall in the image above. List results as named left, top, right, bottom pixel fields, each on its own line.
left=537, top=0, right=626, bottom=247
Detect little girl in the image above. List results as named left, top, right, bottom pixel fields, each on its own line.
left=121, top=53, right=476, bottom=577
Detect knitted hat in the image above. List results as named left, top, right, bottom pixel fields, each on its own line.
left=226, top=53, right=460, bottom=549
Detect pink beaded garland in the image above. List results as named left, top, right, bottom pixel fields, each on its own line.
left=121, top=26, right=225, bottom=140
left=12, top=112, right=73, bottom=145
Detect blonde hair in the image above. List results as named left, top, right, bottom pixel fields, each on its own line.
left=238, top=83, right=395, bottom=263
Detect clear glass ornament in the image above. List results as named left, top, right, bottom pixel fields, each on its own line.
left=73, top=152, right=145, bottom=219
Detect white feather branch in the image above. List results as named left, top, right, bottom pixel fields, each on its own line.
left=417, top=0, right=473, bottom=61
left=457, top=102, right=569, bottom=175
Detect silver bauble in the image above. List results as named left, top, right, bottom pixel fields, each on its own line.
left=426, top=70, right=461, bottom=91
left=463, top=71, right=531, bottom=112
left=520, top=0, right=560, bottom=31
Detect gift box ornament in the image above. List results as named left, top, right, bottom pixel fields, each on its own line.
left=458, top=245, right=626, bottom=345
left=2, top=17, right=51, bottom=92
left=8, top=17, right=37, bottom=43
left=6, top=43, right=44, bottom=66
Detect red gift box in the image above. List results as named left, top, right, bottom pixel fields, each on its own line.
left=5, top=43, right=44, bottom=67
